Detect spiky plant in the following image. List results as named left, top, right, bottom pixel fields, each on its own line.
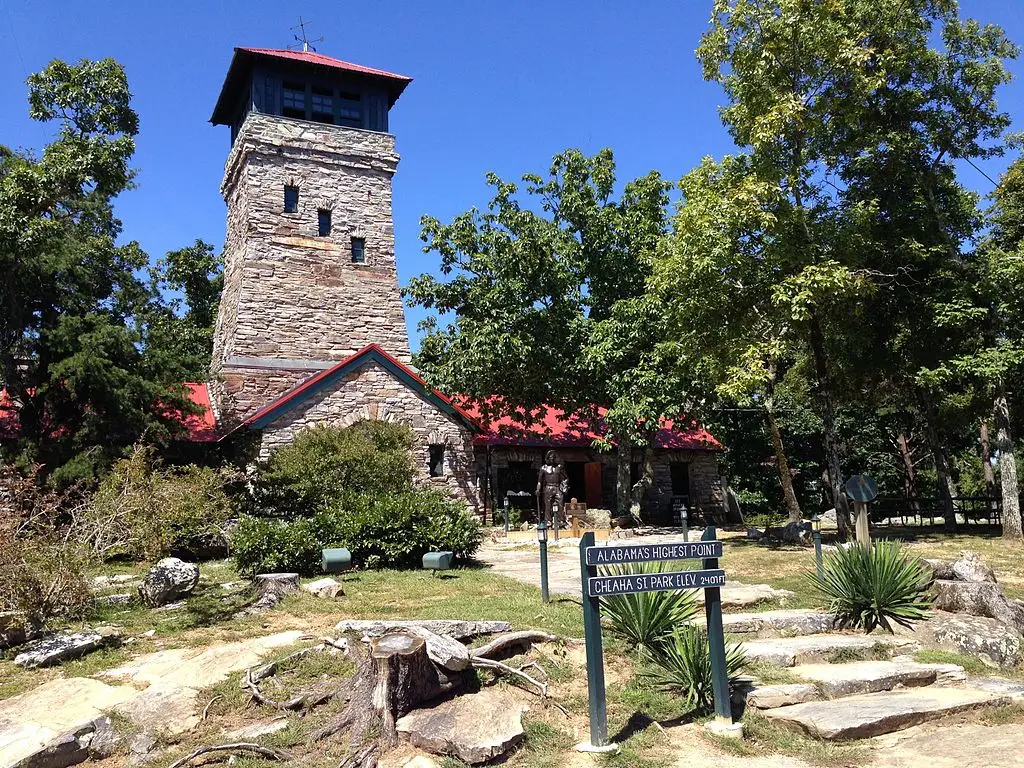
left=643, top=625, right=746, bottom=712
left=598, top=561, right=699, bottom=652
left=813, top=539, right=933, bottom=634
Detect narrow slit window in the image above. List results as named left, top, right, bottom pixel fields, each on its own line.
left=428, top=445, right=445, bottom=477
left=284, top=185, right=299, bottom=213
left=318, top=209, right=332, bottom=236
left=351, top=237, right=366, bottom=263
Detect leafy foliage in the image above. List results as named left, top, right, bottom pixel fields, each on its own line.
left=249, top=422, right=417, bottom=518
left=82, top=444, right=236, bottom=561
left=599, top=561, right=700, bottom=651
left=644, top=625, right=746, bottom=713
left=813, top=540, right=933, bottom=633
left=231, top=490, right=481, bottom=575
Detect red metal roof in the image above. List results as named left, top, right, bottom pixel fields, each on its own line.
left=237, top=47, right=412, bottom=84
left=459, top=400, right=722, bottom=451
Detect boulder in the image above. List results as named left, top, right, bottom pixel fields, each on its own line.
left=406, top=627, right=471, bottom=672
left=951, top=551, right=997, bottom=583
left=584, top=509, right=612, bottom=529
left=138, top=558, right=200, bottom=607
left=302, top=577, right=344, bottom=599
left=246, top=572, right=301, bottom=612
left=820, top=508, right=838, bottom=530
left=10, top=723, right=93, bottom=768
left=396, top=689, right=528, bottom=764
left=762, top=522, right=811, bottom=547
left=932, top=580, right=1024, bottom=632
left=87, top=716, right=120, bottom=760
left=14, top=629, right=120, bottom=669
left=929, top=612, right=1024, bottom=668
left=923, top=559, right=955, bottom=581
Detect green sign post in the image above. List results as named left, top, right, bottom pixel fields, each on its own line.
left=576, top=526, right=739, bottom=752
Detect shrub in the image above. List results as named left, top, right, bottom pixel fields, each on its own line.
left=81, top=445, right=235, bottom=561
left=813, top=540, right=933, bottom=633
left=232, top=489, right=482, bottom=575
left=599, top=561, right=700, bottom=651
left=644, top=625, right=746, bottom=712
left=249, top=422, right=417, bottom=517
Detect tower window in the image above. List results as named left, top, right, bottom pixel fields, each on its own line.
left=282, top=82, right=305, bottom=119
left=428, top=444, right=446, bottom=477
left=284, top=185, right=299, bottom=213
left=337, top=91, right=362, bottom=128
left=351, top=237, right=366, bottom=263
left=311, top=87, right=333, bottom=124
left=318, top=209, right=332, bottom=237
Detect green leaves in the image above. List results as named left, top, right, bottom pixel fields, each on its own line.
left=812, top=540, right=933, bottom=633
left=598, top=561, right=700, bottom=652
left=643, top=626, right=746, bottom=712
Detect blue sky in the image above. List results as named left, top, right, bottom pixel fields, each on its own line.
left=2, top=1, right=1023, bottom=347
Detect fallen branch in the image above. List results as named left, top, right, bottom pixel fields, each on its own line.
left=470, top=656, right=547, bottom=697
left=470, top=630, right=557, bottom=661
left=201, top=695, right=222, bottom=721
left=167, top=742, right=289, bottom=768
left=244, top=666, right=306, bottom=710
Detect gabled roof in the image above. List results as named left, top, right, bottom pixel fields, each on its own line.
left=233, top=344, right=478, bottom=433
left=210, top=46, right=412, bottom=125
left=460, top=400, right=723, bottom=451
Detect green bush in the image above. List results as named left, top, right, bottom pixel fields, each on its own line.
left=644, top=626, right=746, bottom=712
left=82, top=445, right=235, bottom=561
left=599, top=561, right=700, bottom=651
left=813, top=540, right=933, bottom=633
left=249, top=422, right=417, bottom=517
left=232, top=489, right=482, bottom=575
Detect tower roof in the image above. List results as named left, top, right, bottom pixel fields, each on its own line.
left=210, top=46, right=413, bottom=125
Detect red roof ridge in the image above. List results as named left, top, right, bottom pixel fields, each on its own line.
left=236, top=47, right=412, bottom=83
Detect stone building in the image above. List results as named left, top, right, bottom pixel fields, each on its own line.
left=189, top=45, right=726, bottom=522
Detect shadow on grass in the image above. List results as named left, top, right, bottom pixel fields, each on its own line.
left=610, top=710, right=697, bottom=743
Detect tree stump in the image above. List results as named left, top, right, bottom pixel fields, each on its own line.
left=310, top=630, right=466, bottom=764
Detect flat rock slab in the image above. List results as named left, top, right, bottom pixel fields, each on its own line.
left=14, top=631, right=117, bottom=669
left=763, top=687, right=1010, bottom=740
left=396, top=689, right=528, bottom=764
left=790, top=660, right=964, bottom=697
left=965, top=675, right=1024, bottom=699
left=879, top=722, right=1024, bottom=768
left=743, top=633, right=918, bottom=667
left=698, top=582, right=796, bottom=607
left=334, top=619, right=511, bottom=640
left=0, top=678, right=139, bottom=767
left=101, top=630, right=305, bottom=734
left=742, top=683, right=820, bottom=709
left=713, top=609, right=836, bottom=637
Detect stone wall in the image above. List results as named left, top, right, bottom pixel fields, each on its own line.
left=210, top=112, right=411, bottom=426
left=259, top=360, right=481, bottom=509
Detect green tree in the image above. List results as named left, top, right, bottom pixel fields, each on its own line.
left=405, top=149, right=684, bottom=514
left=660, top=0, right=1016, bottom=535
left=0, top=59, right=220, bottom=483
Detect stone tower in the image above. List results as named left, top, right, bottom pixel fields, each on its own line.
left=208, top=47, right=413, bottom=426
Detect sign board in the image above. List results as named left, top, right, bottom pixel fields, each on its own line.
left=588, top=568, right=725, bottom=597
left=585, top=540, right=722, bottom=566
left=845, top=474, right=878, bottom=503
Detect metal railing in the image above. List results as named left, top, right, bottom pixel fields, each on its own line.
left=871, top=495, right=1003, bottom=527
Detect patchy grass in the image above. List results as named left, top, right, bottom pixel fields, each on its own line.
left=710, top=710, right=870, bottom=766
left=744, top=660, right=801, bottom=686
left=914, top=649, right=995, bottom=676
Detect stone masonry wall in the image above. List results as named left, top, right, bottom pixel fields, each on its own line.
left=259, top=360, right=481, bottom=510
left=210, top=112, right=411, bottom=426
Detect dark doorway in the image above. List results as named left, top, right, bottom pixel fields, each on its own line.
left=564, top=461, right=586, bottom=503
left=670, top=461, right=691, bottom=499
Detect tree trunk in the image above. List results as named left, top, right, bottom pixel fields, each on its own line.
left=765, top=404, right=802, bottom=523
left=981, top=419, right=997, bottom=499
left=896, top=433, right=921, bottom=514
left=616, top=435, right=633, bottom=517
left=807, top=313, right=851, bottom=538
left=995, top=388, right=1022, bottom=541
left=920, top=390, right=957, bottom=532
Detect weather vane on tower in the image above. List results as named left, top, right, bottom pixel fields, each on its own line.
left=289, top=16, right=324, bottom=53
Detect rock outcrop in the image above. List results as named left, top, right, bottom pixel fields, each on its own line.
left=138, top=558, right=200, bottom=607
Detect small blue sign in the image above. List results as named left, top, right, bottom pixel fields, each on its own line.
left=585, top=540, right=722, bottom=566
left=587, top=568, right=726, bottom=597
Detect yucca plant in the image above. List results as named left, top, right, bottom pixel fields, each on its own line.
left=812, top=539, right=933, bottom=634
left=644, top=626, right=746, bottom=712
left=598, top=561, right=699, bottom=651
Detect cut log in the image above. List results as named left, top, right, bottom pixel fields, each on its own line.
left=470, top=631, right=558, bottom=662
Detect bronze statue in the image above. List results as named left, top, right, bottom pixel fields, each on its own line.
left=536, top=450, right=569, bottom=528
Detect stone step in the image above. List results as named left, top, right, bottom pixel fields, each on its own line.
left=713, top=609, right=835, bottom=638
left=743, top=633, right=919, bottom=667
left=790, top=659, right=966, bottom=698
left=734, top=681, right=820, bottom=709
left=762, top=687, right=1010, bottom=740
left=966, top=676, right=1024, bottom=699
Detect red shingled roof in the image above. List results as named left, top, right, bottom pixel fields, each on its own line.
left=237, top=47, right=412, bottom=84
left=459, top=400, right=723, bottom=451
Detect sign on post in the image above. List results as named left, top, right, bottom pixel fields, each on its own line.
left=577, top=528, right=735, bottom=752
left=845, top=474, right=877, bottom=547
